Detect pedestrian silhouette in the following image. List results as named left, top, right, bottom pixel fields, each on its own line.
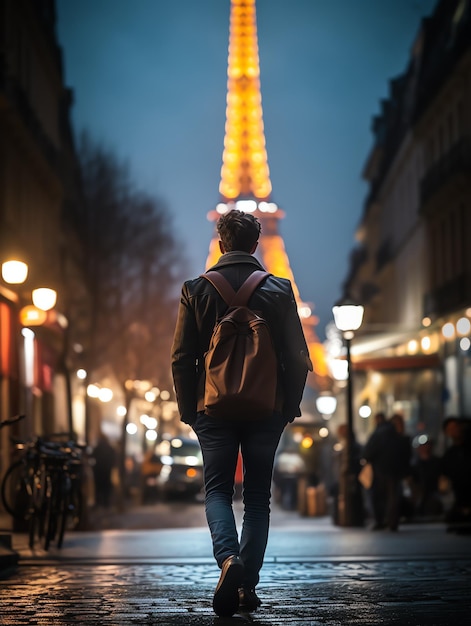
left=364, top=413, right=411, bottom=530
left=410, top=440, right=442, bottom=518
left=92, top=433, right=116, bottom=509
left=440, top=416, right=471, bottom=526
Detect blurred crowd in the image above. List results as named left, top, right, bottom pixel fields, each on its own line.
left=273, top=414, right=471, bottom=531
left=87, top=414, right=471, bottom=533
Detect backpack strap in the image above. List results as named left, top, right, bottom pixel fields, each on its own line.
left=202, top=271, right=236, bottom=306
left=232, top=270, right=270, bottom=306
left=202, top=270, right=270, bottom=307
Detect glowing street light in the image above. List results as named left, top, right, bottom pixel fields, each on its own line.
left=32, top=287, right=57, bottom=311
left=332, top=296, right=364, bottom=527
left=1, top=260, right=28, bottom=284
left=316, top=393, right=337, bottom=420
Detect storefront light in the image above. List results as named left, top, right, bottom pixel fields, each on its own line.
left=316, top=393, right=337, bottom=418
left=456, top=317, right=471, bottom=336
left=301, top=435, right=314, bottom=449
left=19, top=305, right=47, bottom=326
left=98, top=387, right=113, bottom=402
left=460, top=337, right=471, bottom=351
left=142, top=416, right=157, bottom=430
left=421, top=336, right=431, bottom=351
left=407, top=340, right=418, bottom=354
left=126, top=423, right=138, bottom=435
left=422, top=316, right=432, bottom=327
left=442, top=322, right=455, bottom=339
left=87, top=384, right=100, bottom=398
left=371, top=372, right=382, bottom=387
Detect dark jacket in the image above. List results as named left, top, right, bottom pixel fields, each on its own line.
left=171, top=251, right=311, bottom=425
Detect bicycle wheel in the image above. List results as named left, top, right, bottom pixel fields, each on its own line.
left=1, top=460, right=29, bottom=520
left=28, top=467, right=47, bottom=549
left=28, top=499, right=38, bottom=549
left=57, top=482, right=70, bottom=549
left=43, top=475, right=57, bottom=551
left=70, top=484, right=83, bottom=530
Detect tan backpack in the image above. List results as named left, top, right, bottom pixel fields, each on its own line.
left=201, top=270, right=278, bottom=420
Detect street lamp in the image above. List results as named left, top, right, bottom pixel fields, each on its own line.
left=316, top=392, right=337, bottom=420
left=2, top=260, right=28, bottom=284
left=32, top=287, right=57, bottom=311
left=332, top=297, right=364, bottom=526
left=2, top=259, right=60, bottom=426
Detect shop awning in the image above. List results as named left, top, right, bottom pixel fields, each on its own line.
left=353, top=353, right=440, bottom=371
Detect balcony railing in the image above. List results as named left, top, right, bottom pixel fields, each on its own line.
left=420, top=137, right=471, bottom=211
left=423, top=273, right=471, bottom=318
left=0, top=68, right=59, bottom=172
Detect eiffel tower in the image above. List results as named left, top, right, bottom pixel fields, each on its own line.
left=205, top=0, right=329, bottom=390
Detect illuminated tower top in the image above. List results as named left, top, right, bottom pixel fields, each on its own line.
left=206, top=0, right=330, bottom=389
left=219, top=0, right=272, bottom=202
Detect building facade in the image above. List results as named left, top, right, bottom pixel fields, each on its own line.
left=340, top=0, right=471, bottom=446
left=0, top=0, right=88, bottom=452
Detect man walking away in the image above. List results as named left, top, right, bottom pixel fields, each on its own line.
left=171, top=209, right=312, bottom=617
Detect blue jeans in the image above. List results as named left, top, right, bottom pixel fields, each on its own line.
left=193, top=411, right=286, bottom=589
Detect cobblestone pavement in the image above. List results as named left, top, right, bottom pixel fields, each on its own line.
left=1, top=558, right=471, bottom=625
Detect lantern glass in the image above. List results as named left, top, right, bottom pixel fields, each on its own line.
left=332, top=303, right=364, bottom=332
left=2, top=260, right=28, bottom=284
left=32, top=288, right=57, bottom=311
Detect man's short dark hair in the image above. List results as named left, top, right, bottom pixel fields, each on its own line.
left=217, top=209, right=261, bottom=252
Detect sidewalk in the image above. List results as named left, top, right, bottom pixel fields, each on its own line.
left=1, top=508, right=471, bottom=625
left=9, top=516, right=471, bottom=564
left=0, top=504, right=471, bottom=626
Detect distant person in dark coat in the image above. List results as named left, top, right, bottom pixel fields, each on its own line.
left=440, top=417, right=471, bottom=524
left=411, top=440, right=442, bottom=518
left=364, top=413, right=411, bottom=530
left=92, top=433, right=116, bottom=509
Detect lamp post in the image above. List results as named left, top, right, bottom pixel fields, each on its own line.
left=332, top=297, right=364, bottom=527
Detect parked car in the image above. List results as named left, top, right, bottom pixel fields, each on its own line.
left=141, top=436, right=204, bottom=502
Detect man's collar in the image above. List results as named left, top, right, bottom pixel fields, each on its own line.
left=208, top=251, right=265, bottom=271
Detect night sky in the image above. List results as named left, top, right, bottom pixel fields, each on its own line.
left=55, top=0, right=437, bottom=340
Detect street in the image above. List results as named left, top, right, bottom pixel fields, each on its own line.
left=2, top=558, right=471, bottom=625
left=1, top=502, right=471, bottom=625
left=87, top=496, right=208, bottom=531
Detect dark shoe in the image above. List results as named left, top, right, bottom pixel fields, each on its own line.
left=213, top=555, right=244, bottom=617
left=238, top=587, right=261, bottom=612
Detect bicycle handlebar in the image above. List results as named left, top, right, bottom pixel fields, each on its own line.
left=0, top=414, right=26, bottom=429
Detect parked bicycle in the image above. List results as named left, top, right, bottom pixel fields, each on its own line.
left=1, top=424, right=86, bottom=550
